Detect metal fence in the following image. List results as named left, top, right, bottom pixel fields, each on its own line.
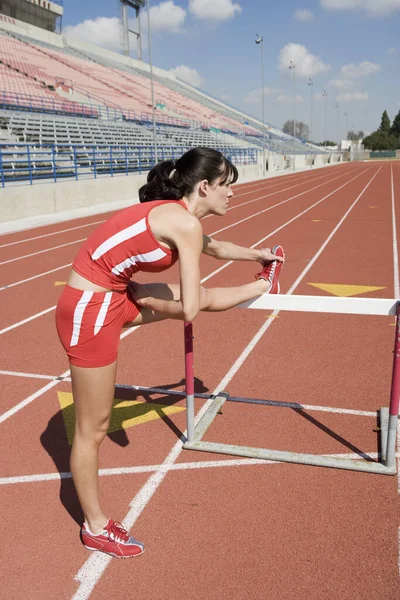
left=0, top=143, right=259, bottom=187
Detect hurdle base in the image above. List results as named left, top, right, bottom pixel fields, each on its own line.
left=183, top=440, right=396, bottom=475
left=379, top=406, right=389, bottom=463
left=183, top=398, right=396, bottom=476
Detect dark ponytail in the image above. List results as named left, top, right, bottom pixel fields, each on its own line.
left=139, top=147, right=238, bottom=203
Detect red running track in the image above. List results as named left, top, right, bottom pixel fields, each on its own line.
left=0, top=162, right=399, bottom=600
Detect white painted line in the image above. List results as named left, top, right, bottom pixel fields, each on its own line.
left=208, top=167, right=358, bottom=237
left=391, top=165, right=400, bottom=299
left=0, top=368, right=378, bottom=417
left=0, top=238, right=86, bottom=266
left=0, top=221, right=105, bottom=249
left=72, top=166, right=380, bottom=600
left=0, top=306, right=56, bottom=336
left=202, top=166, right=370, bottom=283
left=0, top=370, right=56, bottom=381
left=0, top=263, right=72, bottom=292
left=0, top=369, right=70, bottom=424
left=0, top=451, right=392, bottom=487
left=2, top=169, right=363, bottom=335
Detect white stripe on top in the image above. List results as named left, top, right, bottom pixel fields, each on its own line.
left=91, top=218, right=147, bottom=260
left=94, top=292, right=112, bottom=336
left=70, top=291, right=94, bottom=347
left=111, top=247, right=167, bottom=275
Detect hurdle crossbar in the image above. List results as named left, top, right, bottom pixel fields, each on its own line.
left=182, top=295, right=400, bottom=476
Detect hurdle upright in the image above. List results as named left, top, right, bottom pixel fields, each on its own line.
left=183, top=295, right=400, bottom=476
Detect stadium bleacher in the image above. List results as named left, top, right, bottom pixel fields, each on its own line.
left=0, top=21, right=326, bottom=186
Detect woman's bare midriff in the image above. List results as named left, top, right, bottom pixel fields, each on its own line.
left=67, top=269, right=115, bottom=293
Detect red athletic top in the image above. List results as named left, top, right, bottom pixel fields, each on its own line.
left=72, top=199, right=188, bottom=291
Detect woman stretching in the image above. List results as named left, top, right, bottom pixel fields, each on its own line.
left=56, top=147, right=284, bottom=559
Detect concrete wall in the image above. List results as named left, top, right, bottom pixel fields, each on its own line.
left=0, top=162, right=263, bottom=230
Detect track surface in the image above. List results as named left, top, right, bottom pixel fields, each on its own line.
left=1, top=162, right=399, bottom=600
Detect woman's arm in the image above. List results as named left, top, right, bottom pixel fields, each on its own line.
left=202, top=235, right=283, bottom=263
left=132, top=210, right=203, bottom=322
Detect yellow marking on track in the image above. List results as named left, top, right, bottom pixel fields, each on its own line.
left=311, top=219, right=322, bottom=222
left=58, top=392, right=186, bottom=445
left=55, top=281, right=67, bottom=286
left=308, top=283, right=386, bottom=297
left=368, top=206, right=377, bottom=208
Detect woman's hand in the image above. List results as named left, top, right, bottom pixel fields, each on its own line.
left=127, top=281, right=153, bottom=307
left=258, top=247, right=285, bottom=264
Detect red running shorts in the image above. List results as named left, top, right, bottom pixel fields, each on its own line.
left=55, top=285, right=140, bottom=368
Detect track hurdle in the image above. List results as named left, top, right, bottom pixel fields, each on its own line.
left=182, top=295, right=400, bottom=476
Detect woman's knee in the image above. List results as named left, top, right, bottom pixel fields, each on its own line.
left=74, top=413, right=111, bottom=445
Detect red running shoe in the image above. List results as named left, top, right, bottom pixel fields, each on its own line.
left=255, top=245, right=285, bottom=294
left=81, top=519, right=144, bottom=559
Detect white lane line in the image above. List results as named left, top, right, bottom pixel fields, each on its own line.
left=72, top=167, right=381, bottom=600
left=202, top=166, right=370, bottom=283
left=0, top=221, right=105, bottom=249
left=0, top=169, right=349, bottom=267
left=224, top=169, right=346, bottom=214
left=0, top=306, right=56, bottom=336
left=0, top=368, right=378, bottom=417
left=207, top=167, right=358, bottom=237
left=0, top=169, right=367, bottom=336
left=0, top=263, right=72, bottom=292
left=0, top=369, right=70, bottom=424
left=391, top=164, right=400, bottom=299
left=0, top=238, right=86, bottom=266
left=0, top=451, right=392, bottom=487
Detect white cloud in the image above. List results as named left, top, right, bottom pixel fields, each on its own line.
left=169, top=65, right=205, bottom=87
left=276, top=94, right=304, bottom=104
left=189, top=0, right=242, bottom=22
left=320, top=0, right=400, bottom=17
left=244, top=87, right=281, bottom=105
left=278, top=43, right=330, bottom=78
left=336, top=92, right=369, bottom=102
left=327, top=79, right=356, bottom=90
left=149, top=1, right=186, bottom=32
left=387, top=47, right=397, bottom=55
left=293, top=9, right=315, bottom=22
left=340, top=61, right=380, bottom=78
left=64, top=17, right=120, bottom=51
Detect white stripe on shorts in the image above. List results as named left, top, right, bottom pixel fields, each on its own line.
left=94, top=292, right=112, bottom=336
left=70, top=291, right=94, bottom=347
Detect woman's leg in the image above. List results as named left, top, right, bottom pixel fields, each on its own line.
left=125, top=278, right=269, bottom=326
left=69, top=361, right=117, bottom=534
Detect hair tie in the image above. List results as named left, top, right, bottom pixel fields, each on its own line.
left=169, top=168, right=176, bottom=179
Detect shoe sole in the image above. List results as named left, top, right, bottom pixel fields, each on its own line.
left=84, top=544, right=144, bottom=559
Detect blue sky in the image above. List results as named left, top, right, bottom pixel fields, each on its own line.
left=62, top=0, right=400, bottom=142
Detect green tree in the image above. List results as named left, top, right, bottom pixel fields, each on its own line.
left=363, top=130, right=397, bottom=151
left=390, top=109, right=400, bottom=148
left=379, top=110, right=391, bottom=134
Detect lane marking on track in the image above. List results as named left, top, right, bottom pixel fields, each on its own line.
left=0, top=220, right=106, bottom=249
left=0, top=264, right=72, bottom=292
left=208, top=168, right=363, bottom=237
left=0, top=168, right=368, bottom=335
left=202, top=166, right=371, bottom=283
left=307, top=283, right=386, bottom=297
left=0, top=451, right=395, bottom=487
left=0, top=368, right=379, bottom=417
left=0, top=168, right=358, bottom=287
left=0, top=238, right=86, bottom=266
left=72, top=166, right=382, bottom=600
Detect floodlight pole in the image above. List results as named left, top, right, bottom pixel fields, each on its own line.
left=147, top=0, right=158, bottom=163
left=322, top=90, right=328, bottom=149
left=255, top=35, right=266, bottom=178
left=289, top=61, right=296, bottom=171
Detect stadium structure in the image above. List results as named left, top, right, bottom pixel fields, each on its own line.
left=0, top=0, right=343, bottom=226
